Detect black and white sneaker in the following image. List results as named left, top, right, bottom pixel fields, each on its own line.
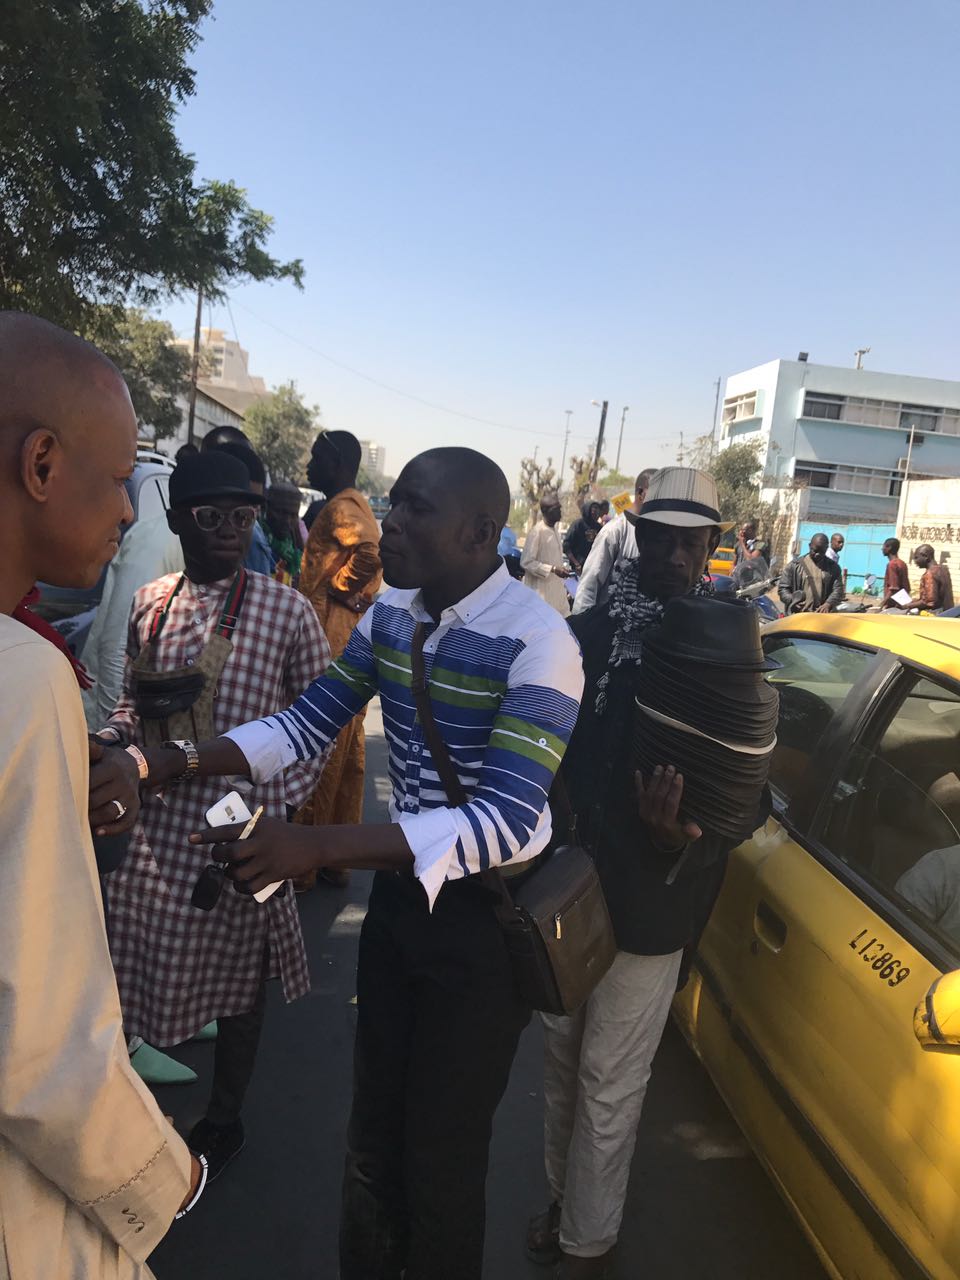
left=187, top=1118, right=246, bottom=1182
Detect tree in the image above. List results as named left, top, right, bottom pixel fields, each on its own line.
left=519, top=455, right=558, bottom=527
left=597, top=469, right=633, bottom=493
left=80, top=306, right=190, bottom=440
left=701, top=440, right=766, bottom=538
left=245, top=383, right=318, bottom=483
left=568, top=441, right=605, bottom=503
left=0, top=3, right=303, bottom=329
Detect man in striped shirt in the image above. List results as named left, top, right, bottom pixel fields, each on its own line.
left=147, top=446, right=585, bottom=1280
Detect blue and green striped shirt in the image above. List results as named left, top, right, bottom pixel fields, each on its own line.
left=225, top=562, right=584, bottom=905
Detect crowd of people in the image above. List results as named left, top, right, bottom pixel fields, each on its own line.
left=0, top=311, right=954, bottom=1280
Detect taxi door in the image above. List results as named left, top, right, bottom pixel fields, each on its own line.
left=728, top=653, right=960, bottom=1280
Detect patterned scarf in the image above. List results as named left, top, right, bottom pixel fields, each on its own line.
left=594, top=558, right=713, bottom=715
left=261, top=518, right=303, bottom=588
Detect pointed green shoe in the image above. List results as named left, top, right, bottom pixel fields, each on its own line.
left=130, top=1042, right=197, bottom=1085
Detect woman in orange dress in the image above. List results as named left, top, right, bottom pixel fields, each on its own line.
left=295, top=430, right=382, bottom=887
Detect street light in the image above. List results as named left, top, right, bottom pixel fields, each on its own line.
left=615, top=406, right=630, bottom=472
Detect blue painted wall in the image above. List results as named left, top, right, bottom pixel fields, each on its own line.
left=797, top=521, right=895, bottom=593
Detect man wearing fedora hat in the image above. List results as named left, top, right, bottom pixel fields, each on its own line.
left=527, top=467, right=767, bottom=1279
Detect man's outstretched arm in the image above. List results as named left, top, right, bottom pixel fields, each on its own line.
left=145, top=608, right=379, bottom=789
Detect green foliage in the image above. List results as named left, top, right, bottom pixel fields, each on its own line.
left=0, top=2, right=302, bottom=328
left=709, top=441, right=764, bottom=526
left=80, top=306, right=190, bottom=440
left=245, top=383, right=318, bottom=484
left=597, top=470, right=633, bottom=492
left=356, top=467, right=394, bottom=496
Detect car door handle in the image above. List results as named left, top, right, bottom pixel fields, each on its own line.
left=754, top=900, right=788, bottom=953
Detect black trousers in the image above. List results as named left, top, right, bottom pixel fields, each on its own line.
left=206, top=951, right=269, bottom=1127
left=339, top=870, right=530, bottom=1280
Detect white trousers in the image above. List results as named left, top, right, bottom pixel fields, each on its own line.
left=540, top=948, right=682, bottom=1257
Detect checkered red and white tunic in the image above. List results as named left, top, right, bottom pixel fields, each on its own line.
left=103, top=571, right=330, bottom=1046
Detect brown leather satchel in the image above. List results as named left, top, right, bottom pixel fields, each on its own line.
left=410, top=622, right=616, bottom=1016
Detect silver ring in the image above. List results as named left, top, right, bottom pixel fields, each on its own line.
left=112, top=799, right=127, bottom=820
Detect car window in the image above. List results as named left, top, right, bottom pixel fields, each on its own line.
left=764, top=635, right=878, bottom=806
left=814, top=673, right=960, bottom=957
left=134, top=470, right=169, bottom=523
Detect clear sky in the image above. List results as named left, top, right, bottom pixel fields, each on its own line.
left=161, top=0, right=960, bottom=490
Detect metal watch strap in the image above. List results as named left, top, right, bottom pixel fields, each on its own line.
left=162, top=738, right=200, bottom=783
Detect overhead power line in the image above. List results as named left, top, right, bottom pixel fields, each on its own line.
left=229, top=297, right=598, bottom=442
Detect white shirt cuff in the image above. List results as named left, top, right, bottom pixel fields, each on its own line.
left=398, top=806, right=461, bottom=910
left=222, top=720, right=297, bottom=785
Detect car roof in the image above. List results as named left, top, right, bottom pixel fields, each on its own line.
left=765, top=613, right=960, bottom=680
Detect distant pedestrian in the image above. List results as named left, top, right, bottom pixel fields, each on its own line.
left=880, top=537, right=911, bottom=609
left=826, top=532, right=845, bottom=563
left=522, top=491, right=573, bottom=614
left=573, top=469, right=657, bottom=613
left=909, top=544, right=954, bottom=612
left=292, top=429, right=382, bottom=889
left=563, top=500, right=602, bottom=576
left=778, top=533, right=843, bottom=614
left=498, top=521, right=524, bottom=579
left=262, top=480, right=305, bottom=587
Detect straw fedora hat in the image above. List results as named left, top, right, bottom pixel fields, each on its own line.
left=624, top=466, right=735, bottom=532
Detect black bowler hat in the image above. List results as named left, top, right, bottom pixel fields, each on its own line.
left=644, top=597, right=781, bottom=673
left=169, top=450, right=263, bottom=508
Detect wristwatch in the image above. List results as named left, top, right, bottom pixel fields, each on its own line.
left=161, top=739, right=200, bottom=784
left=125, top=743, right=150, bottom=781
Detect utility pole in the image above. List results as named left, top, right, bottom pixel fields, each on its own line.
left=711, top=377, right=721, bottom=456
left=677, top=430, right=685, bottom=466
left=615, top=405, right=630, bottom=472
left=591, top=399, right=608, bottom=482
left=559, top=410, right=572, bottom=492
left=187, top=280, right=204, bottom=446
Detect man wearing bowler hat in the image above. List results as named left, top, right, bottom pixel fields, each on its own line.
left=95, top=450, right=329, bottom=1180
left=527, top=467, right=770, bottom=1278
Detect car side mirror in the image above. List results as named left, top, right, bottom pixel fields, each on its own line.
left=914, top=971, right=960, bottom=1048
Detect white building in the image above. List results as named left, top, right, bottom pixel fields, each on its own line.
left=361, top=440, right=387, bottom=481
left=720, top=357, right=960, bottom=525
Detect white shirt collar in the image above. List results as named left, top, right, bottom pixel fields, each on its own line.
left=405, top=561, right=511, bottom=628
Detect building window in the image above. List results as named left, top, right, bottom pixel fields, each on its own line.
left=900, top=405, right=939, bottom=433
left=722, top=391, right=758, bottom=425
left=794, top=459, right=904, bottom=498
left=803, top=391, right=843, bottom=420
left=802, top=390, right=960, bottom=434
left=843, top=396, right=901, bottom=428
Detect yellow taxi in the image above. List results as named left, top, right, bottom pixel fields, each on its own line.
left=707, top=546, right=736, bottom=579
left=674, top=612, right=960, bottom=1280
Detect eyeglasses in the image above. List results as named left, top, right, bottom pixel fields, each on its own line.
left=190, top=505, right=258, bottom=532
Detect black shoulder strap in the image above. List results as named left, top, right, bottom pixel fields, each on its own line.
left=410, top=621, right=468, bottom=806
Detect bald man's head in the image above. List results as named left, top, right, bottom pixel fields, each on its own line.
left=0, top=312, right=136, bottom=604
left=379, top=447, right=511, bottom=596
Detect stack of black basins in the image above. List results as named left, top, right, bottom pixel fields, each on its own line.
left=633, top=596, right=779, bottom=841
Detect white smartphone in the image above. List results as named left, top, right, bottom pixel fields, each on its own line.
left=204, top=791, right=284, bottom=905
left=205, top=791, right=253, bottom=828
